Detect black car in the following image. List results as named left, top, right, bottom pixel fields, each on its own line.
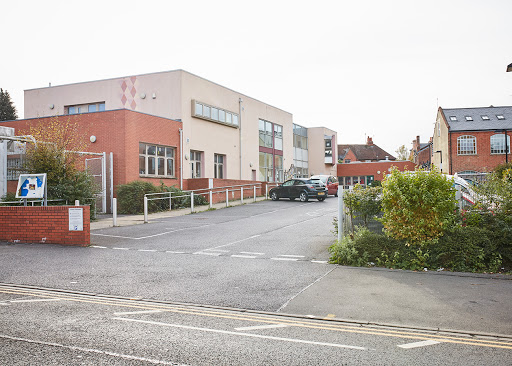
left=269, top=178, right=328, bottom=202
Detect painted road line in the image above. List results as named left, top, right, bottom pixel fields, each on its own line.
left=398, top=340, right=441, bottom=349
left=166, top=251, right=186, bottom=254
left=113, top=310, right=164, bottom=316
left=205, top=249, right=230, bottom=253
left=206, top=234, right=261, bottom=251
left=90, top=245, right=107, bottom=249
left=231, top=255, right=257, bottom=259
left=240, top=252, right=264, bottom=255
left=235, top=324, right=289, bottom=331
left=271, top=257, right=299, bottom=261
left=138, top=249, right=157, bottom=252
left=193, top=252, right=221, bottom=256
left=311, top=260, right=328, bottom=264
left=113, top=247, right=130, bottom=250
left=0, top=334, right=185, bottom=366
left=10, top=298, right=62, bottom=303
left=113, top=317, right=366, bottom=350
left=278, top=255, right=305, bottom=258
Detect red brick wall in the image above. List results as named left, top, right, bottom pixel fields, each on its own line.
left=0, top=206, right=90, bottom=246
left=1, top=110, right=182, bottom=196
left=337, top=161, right=416, bottom=182
left=450, top=131, right=509, bottom=174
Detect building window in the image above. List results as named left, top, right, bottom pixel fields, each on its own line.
left=214, top=154, right=225, bottom=179
left=7, top=157, right=24, bottom=180
left=275, top=155, right=283, bottom=182
left=293, top=124, right=308, bottom=178
left=274, top=124, right=283, bottom=151
left=192, top=100, right=239, bottom=127
left=465, top=116, right=473, bottom=121
left=259, top=119, right=274, bottom=148
left=190, top=150, right=202, bottom=178
left=66, top=102, right=105, bottom=115
left=490, top=134, right=511, bottom=154
left=457, top=135, right=477, bottom=155
left=449, top=116, right=458, bottom=121
left=496, top=114, right=505, bottom=120
left=259, top=152, right=274, bottom=182
left=325, top=136, right=333, bottom=163
left=481, top=115, right=490, bottom=121
left=139, top=143, right=176, bottom=177
left=344, top=159, right=351, bottom=163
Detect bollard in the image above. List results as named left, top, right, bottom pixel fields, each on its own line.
left=241, top=187, right=244, bottom=204
left=169, top=192, right=172, bottom=211
left=265, top=185, right=268, bottom=200
left=144, top=196, right=148, bottom=223
left=226, top=189, right=229, bottom=207
left=209, top=190, right=213, bottom=209
left=253, top=186, right=256, bottom=202
left=191, top=192, right=194, bottom=213
left=337, top=186, right=343, bottom=242
left=113, top=198, right=117, bottom=227
left=75, top=200, right=80, bottom=206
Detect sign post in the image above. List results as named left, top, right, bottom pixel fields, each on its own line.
left=15, top=173, right=47, bottom=206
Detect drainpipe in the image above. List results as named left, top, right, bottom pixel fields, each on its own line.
left=239, top=98, right=243, bottom=180
left=179, top=128, right=183, bottom=190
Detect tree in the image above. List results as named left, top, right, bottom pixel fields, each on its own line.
left=0, top=88, right=18, bottom=121
left=395, top=144, right=411, bottom=161
left=381, top=168, right=457, bottom=244
left=21, top=117, right=99, bottom=210
left=475, top=162, right=512, bottom=214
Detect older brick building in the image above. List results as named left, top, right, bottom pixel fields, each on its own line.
left=432, top=106, right=511, bottom=179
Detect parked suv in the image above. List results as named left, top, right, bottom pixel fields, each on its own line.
left=310, top=175, right=339, bottom=196
left=269, top=178, right=328, bottom=202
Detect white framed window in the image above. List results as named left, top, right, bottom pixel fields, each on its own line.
left=481, top=115, right=490, bottom=121
left=139, top=143, right=176, bottom=177
left=67, top=102, right=105, bottom=115
left=192, top=100, right=238, bottom=128
left=490, top=134, right=510, bottom=154
left=457, top=135, right=477, bottom=155
left=449, top=116, right=457, bottom=121
left=214, top=154, right=225, bottom=179
left=465, top=116, right=473, bottom=121
left=190, top=150, right=203, bottom=178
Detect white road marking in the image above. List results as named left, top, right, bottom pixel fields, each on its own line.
left=311, top=260, right=328, bottom=264
left=240, top=252, right=264, bottom=255
left=113, top=247, right=129, bottom=250
left=205, top=234, right=261, bottom=251
left=138, top=249, right=157, bottom=252
left=235, top=324, right=289, bottom=331
left=398, top=340, right=441, bottom=349
left=92, top=225, right=211, bottom=241
left=205, top=249, right=230, bottom=253
left=113, top=317, right=366, bottom=350
left=113, top=310, right=164, bottom=316
left=0, top=333, right=186, bottom=365
left=10, top=298, right=62, bottom=303
left=278, top=255, right=305, bottom=258
left=271, top=257, right=299, bottom=261
left=166, top=251, right=185, bottom=254
left=231, top=255, right=257, bottom=259
left=194, top=252, right=221, bottom=256
left=90, top=245, right=107, bottom=249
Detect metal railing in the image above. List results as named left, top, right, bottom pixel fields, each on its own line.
left=143, top=183, right=267, bottom=223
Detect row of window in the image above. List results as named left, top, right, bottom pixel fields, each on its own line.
left=340, top=175, right=375, bottom=186
left=67, top=102, right=105, bottom=114
left=450, top=114, right=506, bottom=122
left=259, top=119, right=283, bottom=150
left=457, top=134, right=510, bottom=155
left=259, top=152, right=283, bottom=182
left=139, top=143, right=176, bottom=177
left=193, top=100, right=239, bottom=127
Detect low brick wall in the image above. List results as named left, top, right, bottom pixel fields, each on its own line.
left=0, top=206, right=90, bottom=246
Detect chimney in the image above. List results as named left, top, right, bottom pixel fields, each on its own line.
left=366, top=136, right=374, bottom=145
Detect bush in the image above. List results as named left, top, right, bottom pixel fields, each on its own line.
left=381, top=168, right=457, bottom=244
left=116, top=181, right=208, bottom=214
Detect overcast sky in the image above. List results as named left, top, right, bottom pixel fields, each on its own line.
left=3, top=0, right=512, bottom=156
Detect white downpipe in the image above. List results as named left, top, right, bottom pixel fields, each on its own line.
left=265, top=185, right=268, bottom=200
left=144, top=196, right=148, bottom=223
left=239, top=98, right=242, bottom=180
left=102, top=152, right=107, bottom=213
left=253, top=186, right=256, bottom=202
left=169, top=192, right=172, bottom=211
left=110, top=152, right=114, bottom=213
left=113, top=198, right=117, bottom=227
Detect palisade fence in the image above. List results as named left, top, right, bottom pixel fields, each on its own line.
left=142, top=183, right=279, bottom=224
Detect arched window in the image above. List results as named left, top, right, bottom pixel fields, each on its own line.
left=457, top=135, right=476, bottom=155
left=490, top=134, right=510, bottom=154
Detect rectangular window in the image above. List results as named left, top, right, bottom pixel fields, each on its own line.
left=457, top=135, right=477, bottom=155
left=211, top=107, right=219, bottom=121
left=214, top=154, right=225, bottom=179
left=98, top=103, right=105, bottom=111
left=88, top=104, right=97, bottom=112
left=192, top=100, right=238, bottom=127
left=491, top=134, right=511, bottom=154
left=218, top=110, right=226, bottom=123
left=190, top=150, right=202, bottom=178
left=139, top=142, right=176, bottom=177
left=68, top=106, right=76, bottom=114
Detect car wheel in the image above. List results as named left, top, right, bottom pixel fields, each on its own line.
left=299, top=191, right=308, bottom=202
left=270, top=192, right=279, bottom=201
left=317, top=197, right=325, bottom=201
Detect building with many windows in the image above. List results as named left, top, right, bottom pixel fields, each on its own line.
left=5, top=70, right=337, bottom=198
left=432, top=106, right=512, bottom=178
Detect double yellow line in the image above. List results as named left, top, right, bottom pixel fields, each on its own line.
left=1, top=284, right=511, bottom=350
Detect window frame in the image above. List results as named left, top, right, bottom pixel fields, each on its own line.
left=457, top=135, right=477, bottom=155
left=490, top=134, right=511, bottom=155
left=139, top=142, right=176, bottom=178
left=214, top=153, right=225, bottom=179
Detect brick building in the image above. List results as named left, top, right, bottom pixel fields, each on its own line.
left=411, top=136, right=433, bottom=169
left=338, top=137, right=395, bottom=164
left=432, top=106, right=511, bottom=179
left=337, top=160, right=415, bottom=188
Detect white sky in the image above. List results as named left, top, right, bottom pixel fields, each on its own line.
left=3, top=0, right=512, bottom=156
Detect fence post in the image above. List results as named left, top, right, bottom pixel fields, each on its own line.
left=190, top=192, right=194, bottom=213
left=226, top=189, right=229, bottom=207
left=265, top=185, right=268, bottom=200
left=241, top=187, right=244, bottom=204
left=209, top=190, right=213, bottom=209
left=337, top=186, right=343, bottom=242
left=75, top=200, right=80, bottom=206
left=253, top=186, right=256, bottom=202
left=144, top=196, right=148, bottom=223
left=113, top=198, right=117, bottom=227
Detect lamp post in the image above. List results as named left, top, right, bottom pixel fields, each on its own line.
left=435, top=150, right=442, bottom=172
